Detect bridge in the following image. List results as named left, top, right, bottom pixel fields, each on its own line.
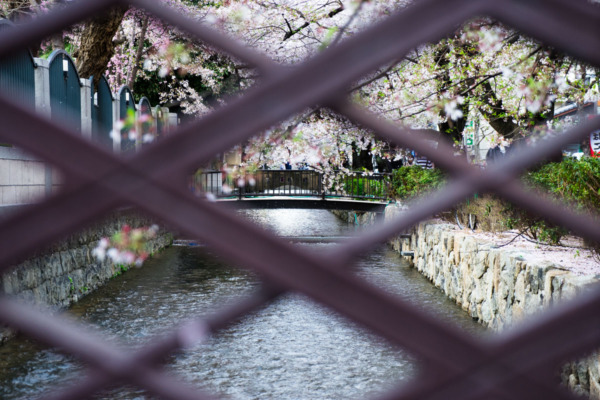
left=197, top=170, right=391, bottom=213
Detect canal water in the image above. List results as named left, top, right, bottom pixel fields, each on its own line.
left=0, top=210, right=484, bottom=399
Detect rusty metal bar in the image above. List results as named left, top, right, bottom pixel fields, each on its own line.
left=486, top=0, right=600, bottom=66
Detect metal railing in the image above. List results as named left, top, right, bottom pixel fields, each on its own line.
left=0, top=0, right=598, bottom=399
left=197, top=170, right=390, bottom=200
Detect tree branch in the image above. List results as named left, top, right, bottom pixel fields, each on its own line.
left=282, top=5, right=344, bottom=42
left=128, top=15, right=149, bottom=89
left=283, top=20, right=309, bottom=41
left=479, top=80, right=522, bottom=139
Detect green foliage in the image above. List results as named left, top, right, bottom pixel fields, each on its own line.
left=452, top=158, right=599, bottom=245
left=528, top=220, right=564, bottom=244
left=391, top=166, right=445, bottom=200
left=525, top=158, right=600, bottom=214
left=392, top=158, right=598, bottom=247
left=342, top=175, right=389, bottom=198
left=521, top=157, right=600, bottom=245
left=112, top=264, right=129, bottom=278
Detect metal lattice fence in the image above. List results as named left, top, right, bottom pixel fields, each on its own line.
left=0, top=0, right=599, bottom=399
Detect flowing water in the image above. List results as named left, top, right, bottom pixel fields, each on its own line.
left=0, top=210, right=485, bottom=399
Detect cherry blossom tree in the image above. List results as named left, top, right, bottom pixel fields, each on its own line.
left=207, top=0, right=598, bottom=169
left=7, top=0, right=599, bottom=171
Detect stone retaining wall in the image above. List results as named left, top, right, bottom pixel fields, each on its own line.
left=0, top=210, right=172, bottom=344
left=330, top=209, right=378, bottom=226
left=386, top=211, right=600, bottom=398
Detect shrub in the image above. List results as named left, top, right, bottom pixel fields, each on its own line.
left=525, top=157, right=600, bottom=214
left=391, top=166, right=445, bottom=200
left=387, top=159, right=599, bottom=248
left=524, top=157, right=600, bottom=246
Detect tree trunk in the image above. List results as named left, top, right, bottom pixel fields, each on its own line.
left=75, top=6, right=128, bottom=87
left=128, top=16, right=149, bottom=90
left=434, top=42, right=470, bottom=144
left=2, top=0, right=32, bottom=20
left=479, top=81, right=522, bottom=139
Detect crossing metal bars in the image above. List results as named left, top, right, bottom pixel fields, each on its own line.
left=0, top=0, right=599, bottom=399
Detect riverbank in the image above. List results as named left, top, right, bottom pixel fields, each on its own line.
left=0, top=210, right=172, bottom=344
left=332, top=206, right=600, bottom=397
left=383, top=205, right=600, bottom=398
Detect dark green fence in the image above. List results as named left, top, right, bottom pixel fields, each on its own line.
left=48, top=50, right=81, bottom=133
left=0, top=20, right=35, bottom=109
left=155, top=105, right=165, bottom=137
left=90, top=75, right=114, bottom=150
left=1, top=22, right=171, bottom=152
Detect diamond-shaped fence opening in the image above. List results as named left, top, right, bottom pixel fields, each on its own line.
left=0, top=0, right=599, bottom=399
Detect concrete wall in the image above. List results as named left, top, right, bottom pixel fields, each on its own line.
left=0, top=210, right=172, bottom=344
left=0, top=147, right=55, bottom=205
left=1, top=56, right=179, bottom=208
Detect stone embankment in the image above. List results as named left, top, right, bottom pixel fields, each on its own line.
left=0, top=210, right=172, bottom=344
left=334, top=206, right=600, bottom=398
left=390, top=222, right=598, bottom=329
left=384, top=207, right=600, bottom=398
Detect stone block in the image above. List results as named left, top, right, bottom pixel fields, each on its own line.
left=523, top=292, right=542, bottom=317
left=59, top=250, right=77, bottom=274
left=526, top=266, right=542, bottom=295
left=1, top=270, right=16, bottom=294
left=45, top=252, right=63, bottom=278
left=32, top=285, right=46, bottom=304
left=561, top=275, right=600, bottom=301
left=18, top=289, right=35, bottom=303
left=480, top=299, right=493, bottom=322
left=38, top=255, right=53, bottom=281
left=590, top=356, right=600, bottom=399
left=499, top=270, right=514, bottom=301
left=21, top=262, right=42, bottom=290
left=514, top=271, right=526, bottom=305
left=473, top=258, right=486, bottom=279
left=544, top=269, right=568, bottom=307
left=473, top=281, right=484, bottom=304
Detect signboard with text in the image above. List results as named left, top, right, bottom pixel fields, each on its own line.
left=591, top=130, right=600, bottom=157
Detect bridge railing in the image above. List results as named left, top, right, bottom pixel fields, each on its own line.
left=196, top=170, right=390, bottom=200
left=247, top=170, right=323, bottom=197
left=326, top=172, right=390, bottom=200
